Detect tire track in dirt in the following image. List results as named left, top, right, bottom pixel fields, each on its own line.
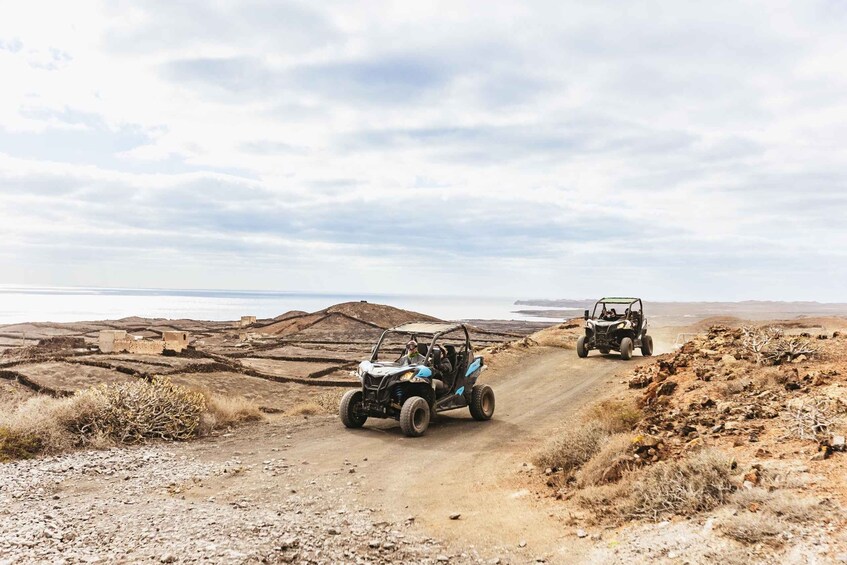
left=250, top=346, right=655, bottom=561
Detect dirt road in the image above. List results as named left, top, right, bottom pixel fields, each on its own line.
left=1, top=344, right=657, bottom=564
left=201, top=345, right=653, bottom=562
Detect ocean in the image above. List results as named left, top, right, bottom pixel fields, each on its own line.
left=0, top=286, right=575, bottom=325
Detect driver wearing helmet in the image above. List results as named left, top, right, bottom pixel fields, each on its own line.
left=430, top=345, right=453, bottom=380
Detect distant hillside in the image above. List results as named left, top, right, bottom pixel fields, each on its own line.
left=257, top=301, right=441, bottom=337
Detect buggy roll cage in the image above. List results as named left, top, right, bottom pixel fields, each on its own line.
left=369, top=322, right=472, bottom=364
left=587, top=297, right=644, bottom=322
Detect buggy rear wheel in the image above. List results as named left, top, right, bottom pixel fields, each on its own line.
left=620, top=337, right=633, bottom=360
left=641, top=335, right=654, bottom=356
left=576, top=336, right=589, bottom=358
left=339, top=389, right=367, bottom=429
left=400, top=396, right=430, bottom=437
left=469, top=384, right=495, bottom=421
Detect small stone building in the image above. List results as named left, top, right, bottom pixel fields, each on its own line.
left=98, top=330, right=189, bottom=354
left=239, top=316, right=257, bottom=327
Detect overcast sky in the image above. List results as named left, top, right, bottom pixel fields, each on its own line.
left=1, top=1, right=845, bottom=301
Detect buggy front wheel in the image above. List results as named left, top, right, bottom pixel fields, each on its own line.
left=620, top=337, right=633, bottom=360
left=339, top=390, right=367, bottom=428
left=400, top=396, right=430, bottom=437
left=469, top=384, right=495, bottom=421
left=576, top=336, right=589, bottom=358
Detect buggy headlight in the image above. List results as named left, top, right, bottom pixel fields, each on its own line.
left=398, top=370, right=416, bottom=382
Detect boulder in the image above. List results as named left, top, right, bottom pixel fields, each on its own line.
left=720, top=354, right=738, bottom=366
left=656, top=381, right=678, bottom=397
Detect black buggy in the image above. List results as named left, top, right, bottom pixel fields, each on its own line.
left=338, top=322, right=494, bottom=437
left=576, top=297, right=653, bottom=360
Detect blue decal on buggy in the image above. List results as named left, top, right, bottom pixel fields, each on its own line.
left=456, top=386, right=465, bottom=395
left=465, top=358, right=481, bottom=376
left=416, top=366, right=433, bottom=378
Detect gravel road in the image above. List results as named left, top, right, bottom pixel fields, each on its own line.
left=1, top=346, right=647, bottom=564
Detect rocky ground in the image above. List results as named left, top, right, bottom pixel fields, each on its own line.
left=0, top=435, right=463, bottom=564
left=5, top=310, right=847, bottom=564
left=531, top=319, right=847, bottom=564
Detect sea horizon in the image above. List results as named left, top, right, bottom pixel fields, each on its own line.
left=0, top=284, right=574, bottom=325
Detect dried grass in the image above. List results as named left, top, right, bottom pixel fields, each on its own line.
left=0, top=378, right=261, bottom=461
left=577, top=433, right=637, bottom=487
left=731, top=488, right=824, bottom=524
left=721, top=512, right=784, bottom=544
left=533, top=421, right=608, bottom=474
left=621, top=450, right=735, bottom=520
left=203, top=393, right=263, bottom=429
left=587, top=399, right=642, bottom=433
left=288, top=402, right=325, bottom=417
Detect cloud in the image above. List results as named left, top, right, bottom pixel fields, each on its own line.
left=0, top=1, right=846, bottom=301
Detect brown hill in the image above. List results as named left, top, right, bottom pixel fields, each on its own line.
left=258, top=301, right=441, bottom=337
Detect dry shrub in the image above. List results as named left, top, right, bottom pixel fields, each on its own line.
left=577, top=433, right=637, bottom=487
left=721, top=512, right=784, bottom=544
left=73, top=377, right=205, bottom=443
left=533, top=421, right=608, bottom=474
left=0, top=378, right=209, bottom=460
left=575, top=481, right=628, bottom=516
left=203, top=393, right=263, bottom=429
left=732, top=488, right=824, bottom=524
left=288, top=402, right=325, bottom=417
left=765, top=492, right=823, bottom=523
left=313, top=390, right=344, bottom=412
left=0, top=426, right=44, bottom=461
left=587, top=399, right=642, bottom=432
left=622, top=450, right=735, bottom=520
left=703, top=548, right=757, bottom=565
left=0, top=395, right=79, bottom=456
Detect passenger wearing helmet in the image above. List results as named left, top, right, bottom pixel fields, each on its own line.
left=399, top=339, right=424, bottom=366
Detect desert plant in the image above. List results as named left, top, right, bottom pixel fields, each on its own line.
left=72, top=377, right=206, bottom=443
left=721, top=512, right=784, bottom=544
left=741, top=326, right=817, bottom=366
left=0, top=379, right=269, bottom=461
left=0, top=426, right=44, bottom=461
left=288, top=402, right=325, bottom=417
left=202, top=393, right=263, bottom=429
left=732, top=488, right=826, bottom=524
left=533, top=421, right=608, bottom=474
left=577, top=433, right=637, bottom=486
left=622, top=450, right=735, bottom=520
left=588, top=399, right=642, bottom=433
left=784, top=397, right=838, bottom=440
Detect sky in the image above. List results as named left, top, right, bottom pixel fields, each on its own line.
left=1, top=0, right=846, bottom=301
